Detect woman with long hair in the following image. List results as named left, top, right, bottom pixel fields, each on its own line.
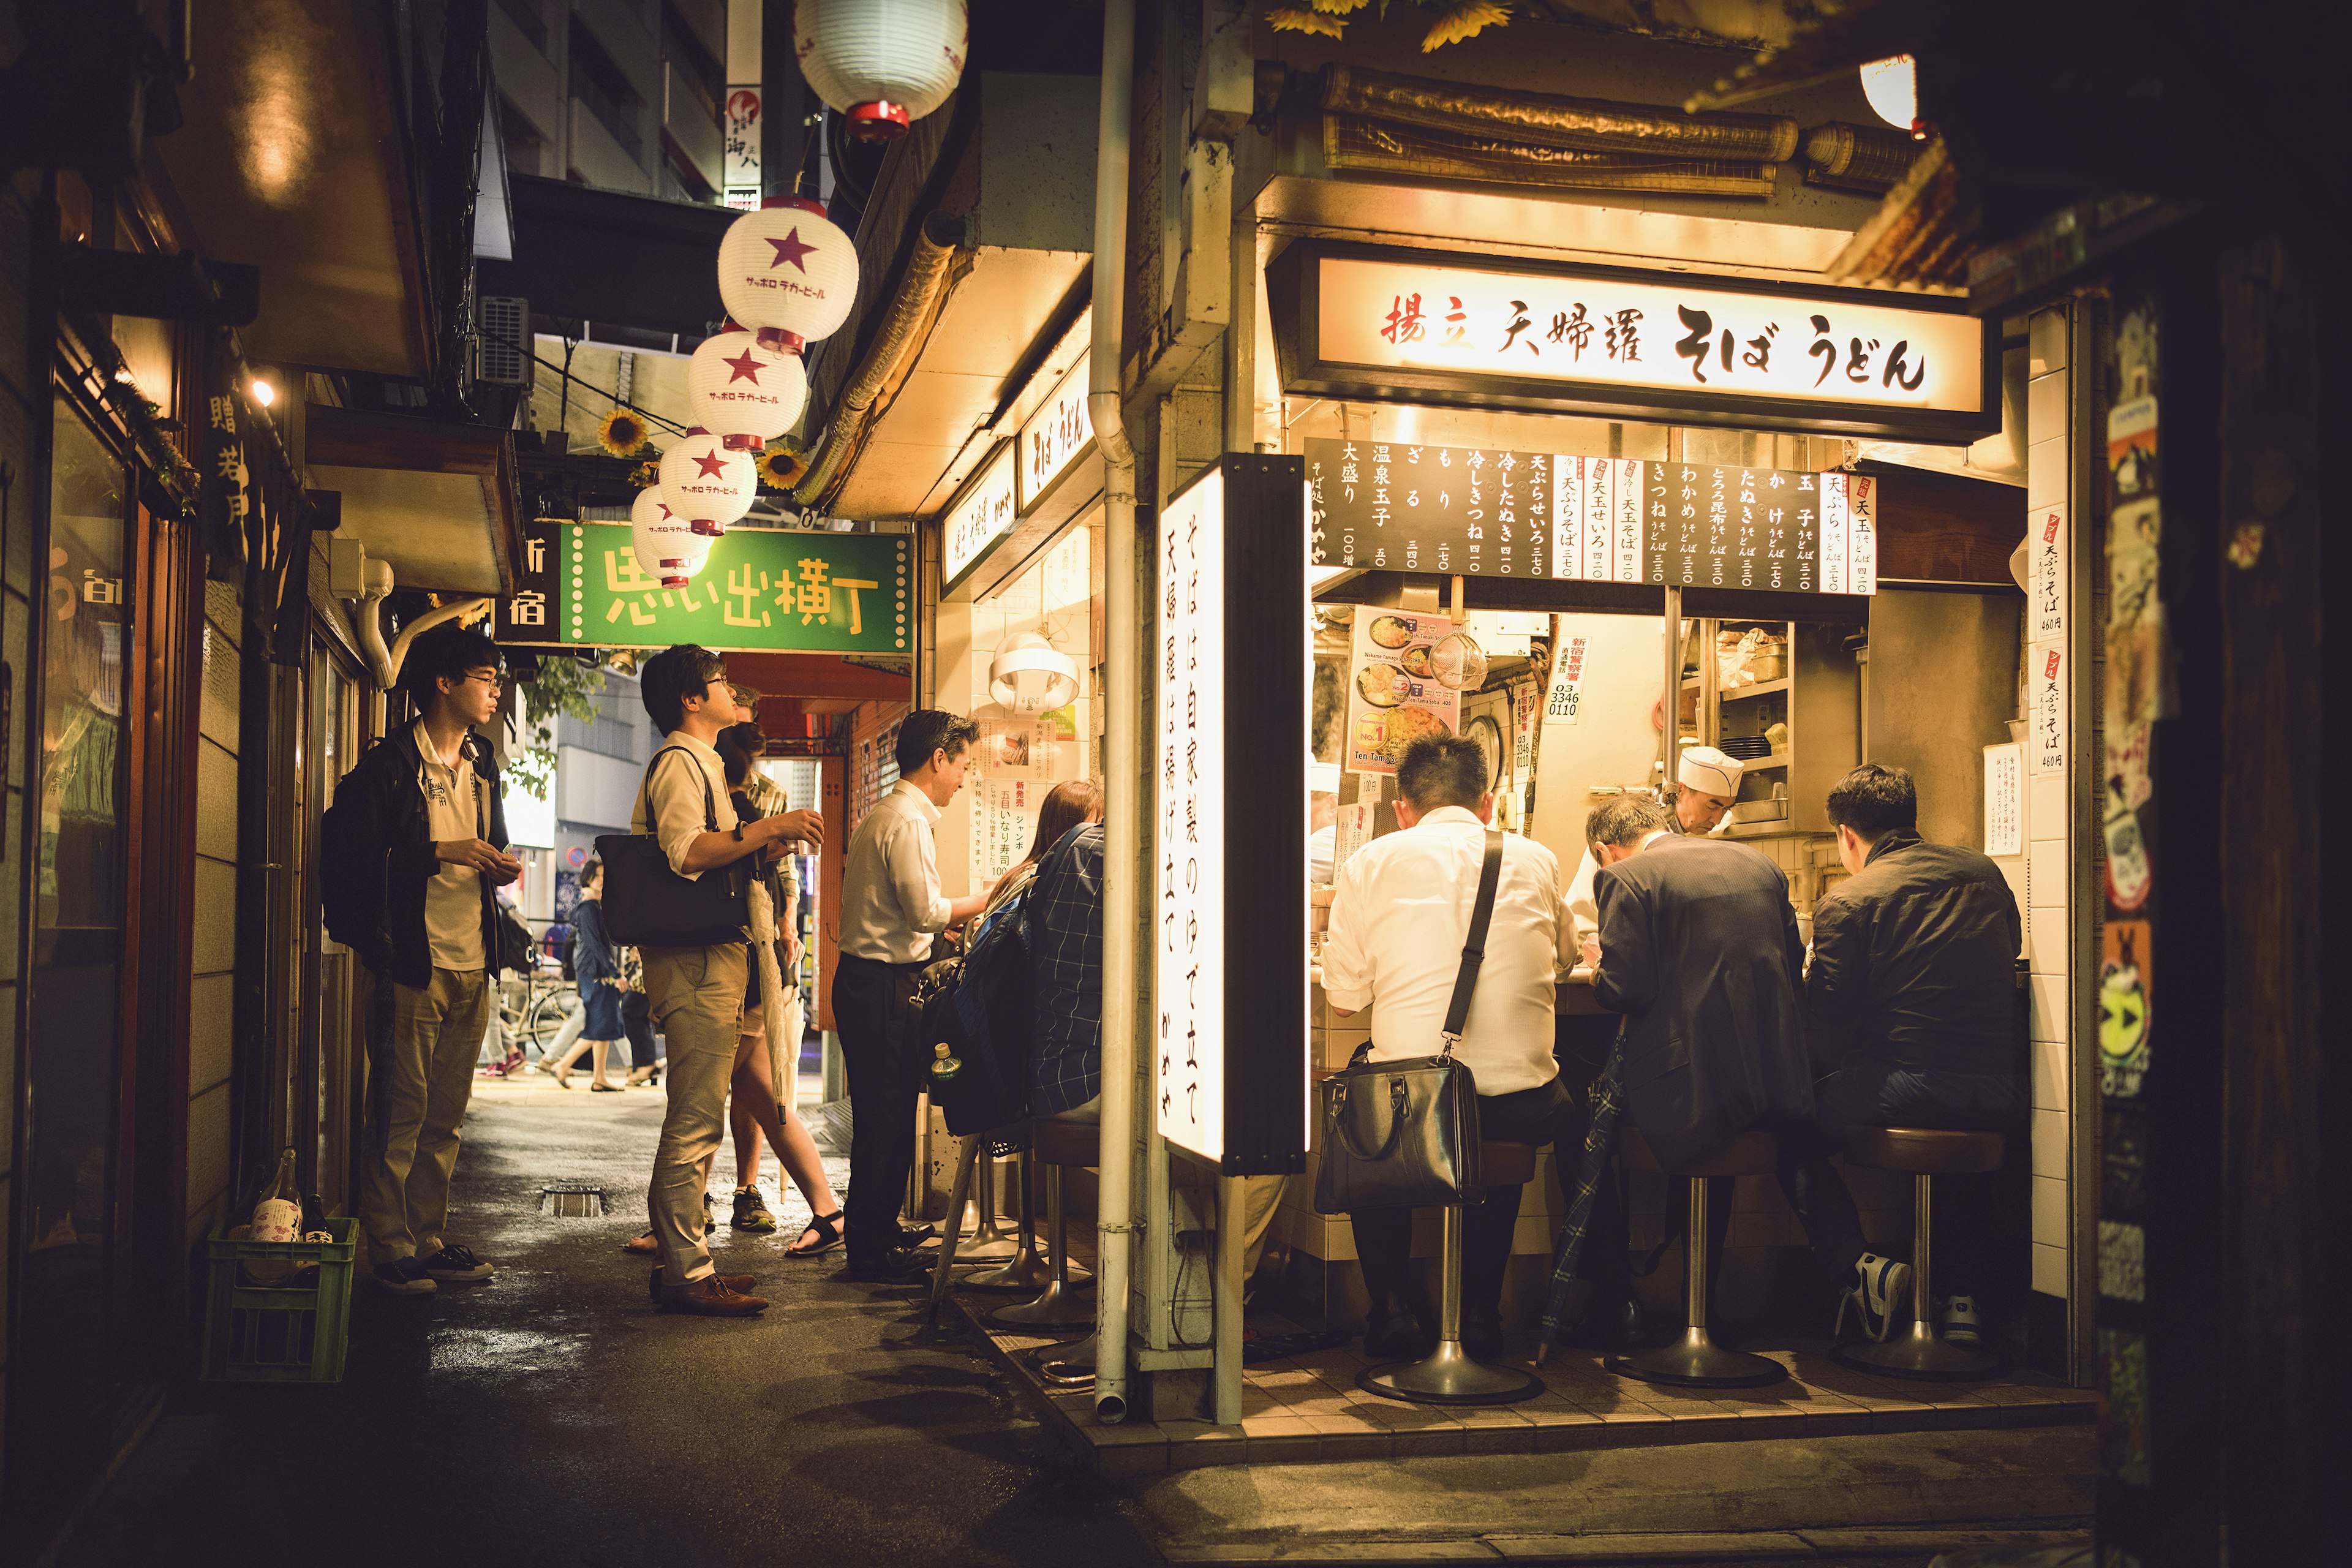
left=986, top=778, right=1102, bottom=910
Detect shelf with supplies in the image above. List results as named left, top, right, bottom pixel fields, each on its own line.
left=1678, top=617, right=1858, bottom=838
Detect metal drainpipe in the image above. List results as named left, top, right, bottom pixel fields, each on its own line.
left=1088, top=0, right=1139, bottom=1427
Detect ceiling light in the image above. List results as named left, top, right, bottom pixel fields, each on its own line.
left=1859, top=55, right=1918, bottom=134
left=989, top=631, right=1079, bottom=716
left=249, top=377, right=276, bottom=407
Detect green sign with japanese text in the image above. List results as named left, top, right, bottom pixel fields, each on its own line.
left=540, top=522, right=913, bottom=653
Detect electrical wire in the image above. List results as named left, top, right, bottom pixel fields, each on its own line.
left=527, top=346, right=693, bottom=441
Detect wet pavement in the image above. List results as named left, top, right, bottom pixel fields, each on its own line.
left=55, top=1076, right=1155, bottom=1568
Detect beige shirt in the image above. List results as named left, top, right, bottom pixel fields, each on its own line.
left=839, top=780, right=951, bottom=963
left=631, top=730, right=739, bottom=878
left=1322, top=806, right=1574, bottom=1096
left=417, top=721, right=486, bottom=971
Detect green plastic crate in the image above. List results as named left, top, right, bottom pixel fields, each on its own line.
left=200, top=1218, right=357, bottom=1384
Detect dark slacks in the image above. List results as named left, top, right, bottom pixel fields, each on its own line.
left=832, top=954, right=927, bottom=1264
left=1774, top=1069, right=2020, bottom=1300
left=1350, top=1074, right=1622, bottom=1322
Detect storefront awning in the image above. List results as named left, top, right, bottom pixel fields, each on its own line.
left=304, top=405, right=519, bottom=595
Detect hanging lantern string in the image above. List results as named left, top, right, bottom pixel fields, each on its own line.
left=526, top=347, right=694, bottom=441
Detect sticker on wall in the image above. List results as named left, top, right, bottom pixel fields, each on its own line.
left=2028, top=507, right=2067, bottom=643
left=2108, top=395, right=2158, bottom=502
left=2098, top=1329, right=2154, bottom=1488
left=2031, top=646, right=2068, bottom=777
left=2102, top=1101, right=2148, bottom=1221
left=2098, top=1218, right=2147, bottom=1303
left=2105, top=793, right=2154, bottom=913
left=2100, top=921, right=2152, bottom=1098
left=2108, top=719, right=2153, bottom=812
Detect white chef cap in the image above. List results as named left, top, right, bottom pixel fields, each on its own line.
left=1677, top=745, right=1743, bottom=800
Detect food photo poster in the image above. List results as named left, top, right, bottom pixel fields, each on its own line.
left=1344, top=611, right=1468, bottom=776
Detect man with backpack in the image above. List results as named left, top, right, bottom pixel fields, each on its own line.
left=326, top=625, right=522, bottom=1295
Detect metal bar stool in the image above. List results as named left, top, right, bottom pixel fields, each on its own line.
left=963, top=1144, right=1055, bottom=1294
left=1607, top=1126, right=1787, bottom=1390
left=1357, top=1142, right=1545, bottom=1406
left=1833, top=1127, right=2008, bottom=1381
left=986, top=1113, right=1096, bottom=1329
left=956, top=1151, right=1020, bottom=1262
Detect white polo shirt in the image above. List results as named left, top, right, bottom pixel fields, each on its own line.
left=417, top=722, right=486, bottom=971
left=1321, top=806, right=1574, bottom=1096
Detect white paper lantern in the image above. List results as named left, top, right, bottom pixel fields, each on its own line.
left=716, top=197, right=859, bottom=345
left=796, top=0, right=968, bottom=141
left=630, top=488, right=710, bottom=588
left=657, top=427, right=760, bottom=536
left=688, top=325, right=808, bottom=446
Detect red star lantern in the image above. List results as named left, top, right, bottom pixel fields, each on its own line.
left=687, top=325, right=810, bottom=447
left=717, top=197, right=858, bottom=344
left=630, top=486, right=710, bottom=588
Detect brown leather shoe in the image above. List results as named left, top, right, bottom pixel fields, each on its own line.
left=658, top=1273, right=769, bottom=1316
left=648, top=1265, right=756, bottom=1303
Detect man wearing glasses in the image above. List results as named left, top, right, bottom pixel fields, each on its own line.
left=336, top=625, right=523, bottom=1295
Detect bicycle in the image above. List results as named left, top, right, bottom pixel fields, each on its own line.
left=483, top=957, right=579, bottom=1074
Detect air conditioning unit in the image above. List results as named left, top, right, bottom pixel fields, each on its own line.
left=475, top=294, right=530, bottom=387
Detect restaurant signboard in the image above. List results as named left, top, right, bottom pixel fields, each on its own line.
left=940, top=441, right=1018, bottom=594
left=1155, top=454, right=1310, bottom=1174
left=1306, top=437, right=1878, bottom=594
left=1019, top=360, right=1095, bottom=511
left=1270, top=241, right=1997, bottom=443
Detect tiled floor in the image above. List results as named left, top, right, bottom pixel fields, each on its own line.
left=949, top=1294, right=2097, bottom=1478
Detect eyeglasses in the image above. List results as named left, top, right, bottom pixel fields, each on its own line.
left=466, top=671, right=505, bottom=689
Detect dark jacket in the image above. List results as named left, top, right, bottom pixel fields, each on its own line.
left=572, top=897, right=619, bottom=986
left=336, top=723, right=509, bottom=989
left=1591, top=834, right=1813, bottom=1168
left=1806, top=830, right=2024, bottom=1123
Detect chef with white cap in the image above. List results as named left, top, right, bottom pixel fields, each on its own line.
left=1565, top=745, right=1744, bottom=961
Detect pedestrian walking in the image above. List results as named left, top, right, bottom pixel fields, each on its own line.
left=331, top=624, right=523, bottom=1295
left=546, top=859, right=627, bottom=1091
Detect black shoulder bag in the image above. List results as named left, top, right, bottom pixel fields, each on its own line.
left=1313, top=830, right=1505, bottom=1215
left=595, top=747, right=750, bottom=948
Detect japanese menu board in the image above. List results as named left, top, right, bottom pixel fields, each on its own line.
left=1305, top=438, right=1879, bottom=595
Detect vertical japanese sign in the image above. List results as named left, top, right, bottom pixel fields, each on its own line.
left=2030, top=507, right=2067, bottom=641
left=723, top=86, right=762, bottom=210
left=522, top=523, right=910, bottom=652
left=1983, top=741, right=2023, bottom=857
left=1821, top=471, right=1877, bottom=595
left=1155, top=456, right=1309, bottom=1174
left=1543, top=632, right=1591, bottom=726
left=2033, top=646, right=2068, bottom=777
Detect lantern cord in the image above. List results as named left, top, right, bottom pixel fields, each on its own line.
left=526, top=347, right=694, bottom=441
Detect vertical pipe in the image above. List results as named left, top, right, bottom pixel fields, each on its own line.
left=1213, top=1174, right=1245, bottom=1425
left=1438, top=1206, right=1465, bottom=1345
left=1686, top=1178, right=1709, bottom=1330
left=1088, top=0, right=1140, bottom=1427
left=1912, top=1174, right=1935, bottom=1329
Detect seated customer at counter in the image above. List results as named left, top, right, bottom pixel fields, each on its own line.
left=1583, top=794, right=1812, bottom=1169
left=1566, top=745, right=1746, bottom=952
left=1777, top=764, right=2026, bottom=1346
left=1322, top=736, right=1609, bottom=1360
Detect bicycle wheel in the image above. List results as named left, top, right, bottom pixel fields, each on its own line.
left=527, top=987, right=578, bottom=1052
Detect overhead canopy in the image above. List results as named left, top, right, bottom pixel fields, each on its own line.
left=305, top=404, right=519, bottom=595
left=477, top=175, right=735, bottom=340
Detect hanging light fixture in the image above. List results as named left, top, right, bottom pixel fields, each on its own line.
left=1859, top=54, right=1920, bottom=136
left=657, top=427, right=760, bottom=537
left=630, top=488, right=710, bottom=588
left=988, top=630, right=1079, bottom=716
left=715, top=196, right=859, bottom=345
left=687, top=324, right=809, bottom=447
left=795, top=0, right=968, bottom=143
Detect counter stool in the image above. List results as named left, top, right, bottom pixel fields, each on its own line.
left=1607, top=1127, right=1787, bottom=1390
left=962, top=1145, right=1054, bottom=1293
left=986, top=1113, right=1097, bottom=1329
left=957, top=1152, right=1020, bottom=1262
left=928, top=1128, right=1034, bottom=1326
left=1357, top=1142, right=1545, bottom=1407
left=1833, top=1128, right=2007, bottom=1381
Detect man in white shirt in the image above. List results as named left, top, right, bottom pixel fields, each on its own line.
left=1565, top=745, right=1746, bottom=952
left=632, top=646, right=823, bottom=1316
left=834, top=709, right=989, bottom=1282
left=1322, top=735, right=1597, bottom=1361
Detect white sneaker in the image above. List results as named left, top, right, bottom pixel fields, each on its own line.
left=1834, top=1253, right=1912, bottom=1343
left=1942, top=1295, right=1983, bottom=1348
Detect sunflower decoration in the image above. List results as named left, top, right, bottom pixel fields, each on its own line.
left=626, top=458, right=659, bottom=489
left=1265, top=0, right=1507, bottom=51
left=758, top=443, right=810, bottom=491
left=597, top=406, right=652, bottom=459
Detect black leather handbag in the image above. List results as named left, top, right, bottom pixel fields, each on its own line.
left=596, top=747, right=750, bottom=948
left=1313, top=831, right=1504, bottom=1215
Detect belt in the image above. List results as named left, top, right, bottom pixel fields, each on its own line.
left=839, top=952, right=929, bottom=970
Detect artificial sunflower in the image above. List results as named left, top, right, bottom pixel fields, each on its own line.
left=598, top=406, right=651, bottom=458
left=1420, top=0, right=1509, bottom=51
left=759, top=445, right=809, bottom=491
left=627, top=459, right=659, bottom=489
left=1267, top=6, right=1344, bottom=37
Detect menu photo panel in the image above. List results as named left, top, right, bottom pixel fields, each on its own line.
left=1155, top=453, right=1311, bottom=1175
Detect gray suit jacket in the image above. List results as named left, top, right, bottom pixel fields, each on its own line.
left=1591, top=835, right=1813, bottom=1169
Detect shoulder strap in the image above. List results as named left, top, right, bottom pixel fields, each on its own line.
left=1439, top=831, right=1506, bottom=1053
left=643, top=744, right=721, bottom=832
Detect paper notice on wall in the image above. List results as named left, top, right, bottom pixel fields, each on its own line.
left=2032, top=647, right=2068, bottom=777
left=971, top=707, right=1077, bottom=783
left=1331, top=801, right=1375, bottom=881
left=1543, top=633, right=1591, bottom=726
left=1984, top=742, right=2023, bottom=857
left=1510, top=674, right=1540, bottom=777
left=2030, top=507, right=2067, bottom=642
left=1344, top=609, right=1463, bottom=775
left=970, top=777, right=1041, bottom=890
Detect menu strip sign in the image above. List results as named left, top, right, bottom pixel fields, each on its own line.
left=1305, top=437, right=1876, bottom=594
left=1155, top=454, right=1310, bottom=1175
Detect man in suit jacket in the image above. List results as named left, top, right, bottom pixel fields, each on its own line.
left=1584, top=794, right=1813, bottom=1169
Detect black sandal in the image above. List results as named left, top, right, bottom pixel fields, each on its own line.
left=786, top=1212, right=845, bottom=1257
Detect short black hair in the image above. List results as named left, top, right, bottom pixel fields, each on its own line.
left=580, top=857, right=603, bottom=887
left=402, top=624, right=503, bottom=706
left=1825, top=763, right=1918, bottom=842
left=894, top=709, right=981, bottom=776
left=639, top=644, right=728, bottom=733
left=1395, top=734, right=1487, bottom=812
left=716, top=721, right=765, bottom=786
left=1586, top=793, right=1669, bottom=848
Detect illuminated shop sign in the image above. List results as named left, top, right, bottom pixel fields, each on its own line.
left=940, top=442, right=1017, bottom=593
left=1019, top=360, right=1095, bottom=510
left=1270, top=241, right=1997, bottom=443
left=1154, top=454, right=1311, bottom=1174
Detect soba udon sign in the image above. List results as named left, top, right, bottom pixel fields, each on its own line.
left=1154, top=454, right=1311, bottom=1175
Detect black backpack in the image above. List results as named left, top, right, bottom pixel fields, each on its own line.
left=559, top=925, right=578, bottom=981
left=921, top=881, right=1038, bottom=1137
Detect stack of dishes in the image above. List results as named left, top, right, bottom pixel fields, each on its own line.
left=1717, top=736, right=1773, bottom=761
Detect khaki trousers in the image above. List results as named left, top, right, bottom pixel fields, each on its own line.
left=642, top=942, right=748, bottom=1283
left=360, top=967, right=492, bottom=1264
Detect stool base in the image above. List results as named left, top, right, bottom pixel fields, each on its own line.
left=986, top=1277, right=1095, bottom=1329
left=962, top=1251, right=1055, bottom=1292
left=1608, top=1329, right=1786, bottom=1390
left=1359, top=1342, right=1544, bottom=1407
left=1834, top=1322, right=2005, bottom=1382
left=1035, top=1332, right=1096, bottom=1387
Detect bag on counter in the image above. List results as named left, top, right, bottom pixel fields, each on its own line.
left=1313, top=831, right=1502, bottom=1215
